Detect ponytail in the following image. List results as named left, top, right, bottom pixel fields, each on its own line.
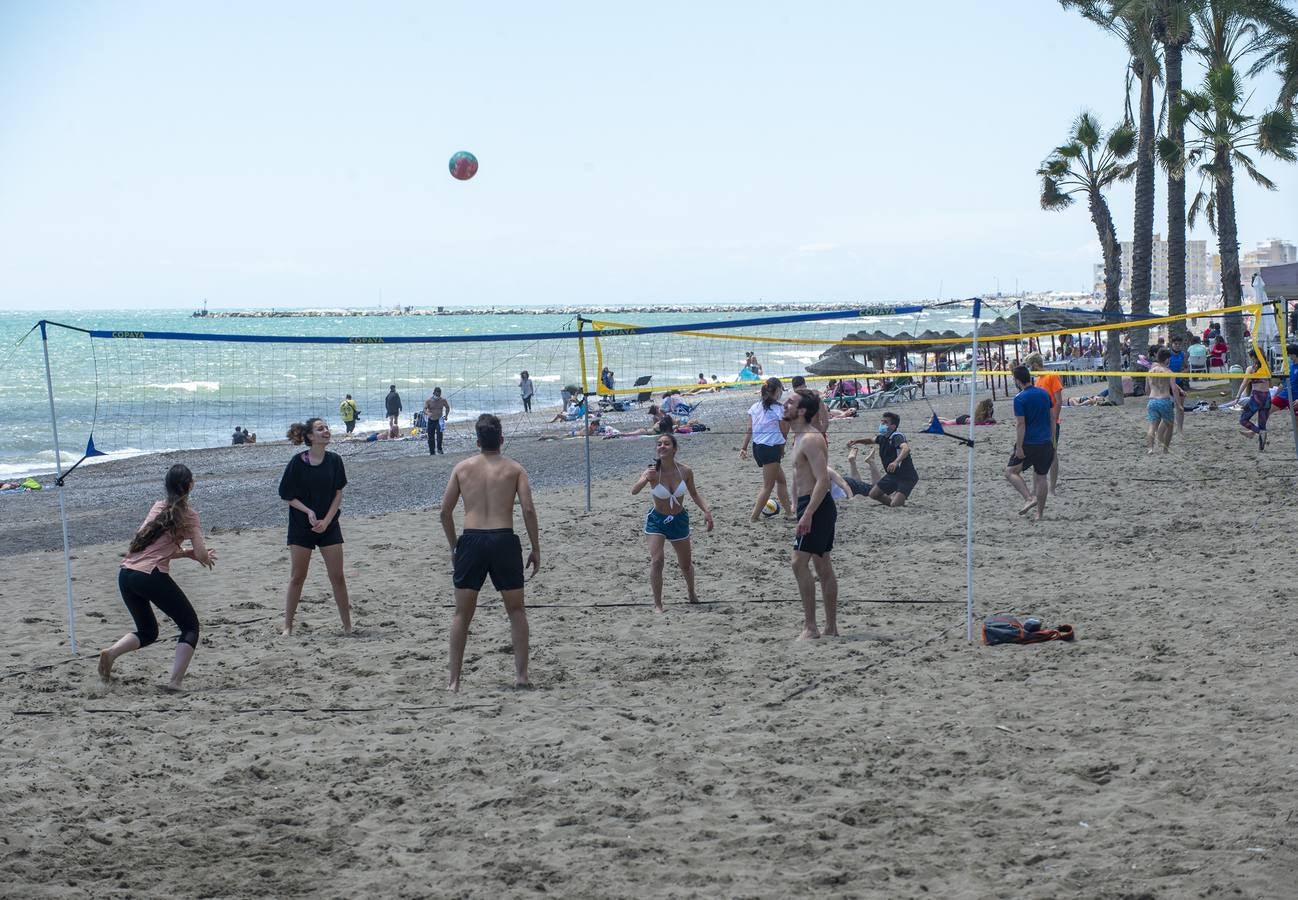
left=128, top=464, right=193, bottom=554
left=760, top=377, right=784, bottom=410
left=287, top=416, right=325, bottom=446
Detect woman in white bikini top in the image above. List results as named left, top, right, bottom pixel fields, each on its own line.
left=631, top=433, right=716, bottom=612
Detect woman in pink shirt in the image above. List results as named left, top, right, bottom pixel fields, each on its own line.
left=97, top=464, right=216, bottom=691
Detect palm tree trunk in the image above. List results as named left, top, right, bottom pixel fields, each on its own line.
left=1130, top=59, right=1156, bottom=354
left=1090, top=188, right=1126, bottom=404
left=1165, top=39, right=1188, bottom=339
left=1214, top=148, right=1246, bottom=367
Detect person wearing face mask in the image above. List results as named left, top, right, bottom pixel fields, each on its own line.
left=843, top=411, right=918, bottom=507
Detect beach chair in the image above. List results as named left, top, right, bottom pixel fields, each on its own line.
left=631, top=375, right=653, bottom=406
left=1187, top=352, right=1208, bottom=376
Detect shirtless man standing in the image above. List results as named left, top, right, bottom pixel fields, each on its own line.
left=784, top=389, right=838, bottom=640
left=440, top=414, right=540, bottom=691
left=1145, top=347, right=1183, bottom=454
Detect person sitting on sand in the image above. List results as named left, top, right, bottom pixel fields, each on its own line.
left=98, top=463, right=216, bottom=692
left=279, top=417, right=352, bottom=636
left=549, top=394, right=588, bottom=423
left=440, top=414, right=539, bottom=691
left=631, top=432, right=715, bottom=612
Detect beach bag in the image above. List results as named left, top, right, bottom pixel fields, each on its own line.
left=983, top=615, right=1075, bottom=646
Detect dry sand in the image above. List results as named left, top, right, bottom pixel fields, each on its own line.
left=2, top=382, right=1297, bottom=898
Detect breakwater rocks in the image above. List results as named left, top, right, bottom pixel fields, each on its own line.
left=202, top=302, right=915, bottom=319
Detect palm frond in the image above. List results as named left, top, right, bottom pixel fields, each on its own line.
left=1257, top=108, right=1298, bottom=158
left=1074, top=112, right=1103, bottom=149
left=1107, top=123, right=1137, bottom=158
left=1233, top=150, right=1278, bottom=188
left=1040, top=175, right=1076, bottom=211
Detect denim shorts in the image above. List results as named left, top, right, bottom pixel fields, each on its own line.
left=644, top=508, right=690, bottom=542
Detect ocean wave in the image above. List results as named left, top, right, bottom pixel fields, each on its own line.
left=147, top=381, right=220, bottom=392
left=0, top=446, right=151, bottom=479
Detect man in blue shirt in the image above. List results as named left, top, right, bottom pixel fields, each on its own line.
left=1167, top=335, right=1189, bottom=433
left=1005, top=365, right=1055, bottom=521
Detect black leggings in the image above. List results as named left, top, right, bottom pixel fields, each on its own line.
left=117, top=568, right=200, bottom=648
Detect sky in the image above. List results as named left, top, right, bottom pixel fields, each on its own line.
left=1, top=0, right=1296, bottom=311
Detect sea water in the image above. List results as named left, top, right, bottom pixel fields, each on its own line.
left=0, top=305, right=978, bottom=478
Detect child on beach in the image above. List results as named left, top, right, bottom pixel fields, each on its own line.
left=278, top=417, right=352, bottom=636
left=631, top=432, right=715, bottom=612
left=97, top=464, right=216, bottom=692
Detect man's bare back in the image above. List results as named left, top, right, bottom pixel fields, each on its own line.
left=448, top=453, right=528, bottom=530
left=1147, top=363, right=1172, bottom=398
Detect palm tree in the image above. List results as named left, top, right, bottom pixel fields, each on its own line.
left=1183, top=4, right=1298, bottom=365
left=1149, top=1, right=1196, bottom=338
left=1039, top=113, right=1137, bottom=402
left=1063, top=1, right=1162, bottom=356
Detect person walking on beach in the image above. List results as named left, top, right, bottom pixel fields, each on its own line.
left=519, top=371, right=535, bottom=413
left=423, top=387, right=450, bottom=455
left=1146, top=348, right=1183, bottom=455
left=631, top=432, right=715, bottom=612
left=339, top=394, right=359, bottom=435
left=384, top=385, right=402, bottom=428
left=440, top=414, right=540, bottom=692
left=785, top=389, right=838, bottom=640
left=1005, top=365, right=1054, bottom=521
left=740, top=377, right=794, bottom=522
left=278, top=417, right=352, bottom=636
left=97, top=464, right=216, bottom=692
left=1025, top=353, right=1063, bottom=494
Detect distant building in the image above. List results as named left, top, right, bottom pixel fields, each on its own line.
left=1241, top=238, right=1297, bottom=287
left=1113, top=233, right=1209, bottom=301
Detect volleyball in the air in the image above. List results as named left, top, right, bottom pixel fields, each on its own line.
left=763, top=499, right=781, bottom=518
left=449, top=151, right=479, bottom=181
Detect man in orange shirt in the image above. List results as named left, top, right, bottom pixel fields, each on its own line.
left=1025, top=353, right=1062, bottom=494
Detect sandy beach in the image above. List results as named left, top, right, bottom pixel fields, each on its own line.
left=3, top=380, right=1296, bottom=898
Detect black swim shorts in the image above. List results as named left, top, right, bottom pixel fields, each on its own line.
left=287, top=519, right=344, bottom=550
left=843, top=476, right=871, bottom=497
left=875, top=474, right=918, bottom=498
left=792, top=495, right=836, bottom=557
left=752, top=443, right=783, bottom=467
left=453, top=528, right=525, bottom=592
left=1008, top=442, right=1055, bottom=475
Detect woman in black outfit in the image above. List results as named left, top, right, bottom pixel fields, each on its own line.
left=279, top=417, right=352, bottom=635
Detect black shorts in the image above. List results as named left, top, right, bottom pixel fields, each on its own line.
left=1009, top=442, right=1055, bottom=475
left=843, top=476, right=871, bottom=497
left=875, top=475, right=918, bottom=498
left=792, top=495, right=836, bottom=557
left=344, top=419, right=356, bottom=434
left=287, top=519, right=344, bottom=549
left=453, top=528, right=525, bottom=593
left=752, top=443, right=783, bottom=467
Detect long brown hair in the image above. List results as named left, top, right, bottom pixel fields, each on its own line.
left=287, top=417, right=325, bottom=446
left=128, top=464, right=193, bottom=554
left=760, top=377, right=784, bottom=410
left=975, top=398, right=995, bottom=424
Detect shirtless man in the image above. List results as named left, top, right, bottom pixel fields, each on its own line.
left=439, top=414, right=540, bottom=691
left=784, top=389, right=838, bottom=639
left=423, top=387, right=450, bottom=455
left=1145, top=347, right=1183, bottom=454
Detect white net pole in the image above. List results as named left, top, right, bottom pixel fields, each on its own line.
left=40, top=321, right=78, bottom=655
left=965, top=299, right=981, bottom=643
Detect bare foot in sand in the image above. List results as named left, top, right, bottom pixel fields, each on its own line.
left=448, top=679, right=460, bottom=693
left=798, top=626, right=821, bottom=640
left=823, top=626, right=839, bottom=638
left=687, top=594, right=700, bottom=605
left=1017, top=499, right=1036, bottom=516
left=653, top=602, right=666, bottom=614
left=162, top=682, right=186, bottom=694
left=97, top=650, right=113, bottom=681
left=513, top=680, right=533, bottom=690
